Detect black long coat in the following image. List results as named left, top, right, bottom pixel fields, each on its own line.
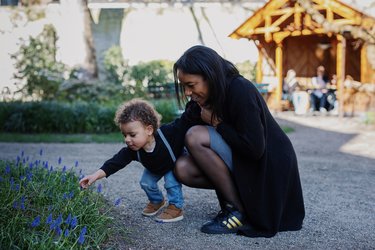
left=214, top=75, right=305, bottom=237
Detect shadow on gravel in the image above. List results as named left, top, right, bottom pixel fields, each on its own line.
left=0, top=118, right=374, bottom=249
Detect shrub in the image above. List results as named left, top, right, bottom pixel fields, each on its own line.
left=0, top=102, right=118, bottom=133
left=11, top=24, right=66, bottom=100
left=0, top=100, right=179, bottom=133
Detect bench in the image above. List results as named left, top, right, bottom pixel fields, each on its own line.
left=254, top=83, right=270, bottom=100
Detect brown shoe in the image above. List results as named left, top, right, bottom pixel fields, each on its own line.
left=155, top=204, right=184, bottom=223
left=142, top=200, right=166, bottom=217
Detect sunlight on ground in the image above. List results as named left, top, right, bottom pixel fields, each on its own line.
left=275, top=112, right=375, bottom=160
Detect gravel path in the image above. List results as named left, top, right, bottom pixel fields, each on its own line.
left=1, top=112, right=374, bottom=249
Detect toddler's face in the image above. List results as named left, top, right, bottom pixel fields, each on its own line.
left=120, top=121, right=153, bottom=151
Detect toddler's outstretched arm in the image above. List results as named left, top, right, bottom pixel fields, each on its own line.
left=79, top=169, right=106, bottom=189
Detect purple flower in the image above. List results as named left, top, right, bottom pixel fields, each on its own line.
left=68, top=191, right=74, bottom=199
left=78, top=226, right=87, bottom=245
left=31, top=216, right=41, bottom=227
left=75, top=161, right=79, bottom=168
left=20, top=196, right=25, bottom=210
left=114, top=198, right=122, bottom=206
left=64, top=229, right=69, bottom=237
left=49, top=166, right=53, bottom=172
left=5, top=165, right=10, bottom=174
left=55, top=227, right=62, bottom=236
left=29, top=162, right=33, bottom=169
left=46, top=213, right=53, bottom=224
left=21, top=150, right=24, bottom=157
left=55, top=214, right=63, bottom=225
left=39, top=149, right=43, bottom=156
left=26, top=172, right=33, bottom=182
left=58, top=157, right=62, bottom=165
left=70, top=216, right=78, bottom=228
left=62, top=165, right=66, bottom=173
left=97, top=184, right=102, bottom=193
left=65, top=213, right=72, bottom=225
left=13, top=201, right=18, bottom=209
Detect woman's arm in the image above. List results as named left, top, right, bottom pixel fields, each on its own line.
left=216, top=79, right=266, bottom=160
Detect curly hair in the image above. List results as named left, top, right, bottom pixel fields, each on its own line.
left=114, top=99, right=161, bottom=134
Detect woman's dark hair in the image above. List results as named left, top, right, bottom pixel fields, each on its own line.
left=173, top=45, right=239, bottom=121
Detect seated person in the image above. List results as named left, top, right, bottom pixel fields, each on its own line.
left=283, top=69, right=298, bottom=101
left=309, top=65, right=329, bottom=113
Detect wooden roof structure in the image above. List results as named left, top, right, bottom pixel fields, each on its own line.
left=230, top=0, right=375, bottom=112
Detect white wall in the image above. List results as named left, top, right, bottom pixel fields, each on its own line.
left=0, top=2, right=260, bottom=95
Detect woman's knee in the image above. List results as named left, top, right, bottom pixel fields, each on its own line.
left=185, top=125, right=209, bottom=148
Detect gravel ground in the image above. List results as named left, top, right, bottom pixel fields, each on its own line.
left=1, top=112, right=374, bottom=249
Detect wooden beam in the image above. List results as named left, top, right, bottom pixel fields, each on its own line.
left=360, top=44, right=368, bottom=83
left=265, top=15, right=272, bottom=42
left=275, top=42, right=283, bottom=110
left=253, top=26, right=280, bottom=35
left=336, top=34, right=346, bottom=118
left=294, top=2, right=301, bottom=29
left=271, top=11, right=294, bottom=28
left=256, top=44, right=263, bottom=83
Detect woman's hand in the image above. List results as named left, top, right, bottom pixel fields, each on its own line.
left=79, top=169, right=106, bottom=189
left=200, top=106, right=221, bottom=128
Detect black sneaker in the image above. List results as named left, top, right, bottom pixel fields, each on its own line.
left=201, top=204, right=250, bottom=234
left=201, top=209, right=228, bottom=228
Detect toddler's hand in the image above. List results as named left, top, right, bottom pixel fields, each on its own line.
left=79, top=174, right=97, bottom=189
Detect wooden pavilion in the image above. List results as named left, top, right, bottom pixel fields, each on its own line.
left=230, top=0, right=375, bottom=114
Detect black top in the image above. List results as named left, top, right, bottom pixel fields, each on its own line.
left=214, top=75, right=305, bottom=237
left=173, top=75, right=305, bottom=237
left=100, top=101, right=202, bottom=177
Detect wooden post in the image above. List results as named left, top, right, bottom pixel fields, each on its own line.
left=256, top=45, right=263, bottom=83
left=336, top=34, right=346, bottom=118
left=360, top=44, right=368, bottom=83
left=275, top=42, right=283, bottom=110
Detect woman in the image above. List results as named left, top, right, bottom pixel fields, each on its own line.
left=173, top=45, right=305, bottom=237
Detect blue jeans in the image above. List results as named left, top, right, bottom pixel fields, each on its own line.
left=139, top=169, right=183, bottom=208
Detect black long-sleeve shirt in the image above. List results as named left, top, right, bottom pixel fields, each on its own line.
left=100, top=101, right=202, bottom=177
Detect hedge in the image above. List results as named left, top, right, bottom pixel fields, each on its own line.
left=0, top=100, right=179, bottom=134
left=0, top=101, right=117, bottom=133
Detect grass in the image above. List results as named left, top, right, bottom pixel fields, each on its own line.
left=0, top=151, right=127, bottom=249
left=0, top=133, right=123, bottom=143
left=282, top=126, right=294, bottom=133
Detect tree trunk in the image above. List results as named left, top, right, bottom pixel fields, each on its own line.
left=189, top=6, right=205, bottom=45
left=81, top=0, right=98, bottom=79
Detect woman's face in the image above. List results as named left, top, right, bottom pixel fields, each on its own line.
left=177, top=70, right=209, bottom=107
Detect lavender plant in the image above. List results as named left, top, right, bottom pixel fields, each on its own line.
left=0, top=150, right=124, bottom=249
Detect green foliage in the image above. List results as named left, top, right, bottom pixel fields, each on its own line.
left=12, top=24, right=66, bottom=100
left=0, top=100, right=179, bottom=134
left=0, top=153, right=125, bottom=249
left=103, top=45, right=129, bottom=85
left=153, top=99, right=179, bottom=124
left=57, top=79, right=133, bottom=105
left=236, top=61, right=256, bottom=82
left=130, top=60, right=174, bottom=97
left=0, top=101, right=118, bottom=133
